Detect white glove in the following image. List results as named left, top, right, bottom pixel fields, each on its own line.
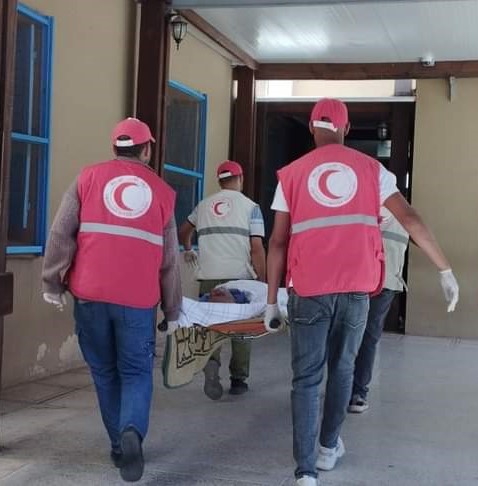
left=43, top=292, right=67, bottom=311
left=440, top=269, right=459, bottom=313
left=264, top=303, right=284, bottom=333
left=183, top=249, right=198, bottom=269
left=166, top=320, right=180, bottom=335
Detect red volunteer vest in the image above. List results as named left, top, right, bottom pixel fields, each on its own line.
left=68, top=159, right=175, bottom=308
left=278, top=144, right=384, bottom=297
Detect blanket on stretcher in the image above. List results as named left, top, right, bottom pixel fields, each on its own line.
left=162, top=281, right=288, bottom=388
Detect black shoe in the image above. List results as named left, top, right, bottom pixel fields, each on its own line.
left=119, top=427, right=144, bottom=482
left=229, top=378, right=249, bottom=395
left=110, top=449, right=123, bottom=468
left=203, top=360, right=223, bottom=400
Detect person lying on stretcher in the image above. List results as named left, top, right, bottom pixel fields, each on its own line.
left=160, top=283, right=285, bottom=391
left=200, top=287, right=251, bottom=304
left=163, top=280, right=288, bottom=332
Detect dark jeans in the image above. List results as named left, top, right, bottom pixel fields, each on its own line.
left=288, top=291, right=369, bottom=479
left=74, top=300, right=156, bottom=450
left=199, top=279, right=251, bottom=381
left=352, top=289, right=396, bottom=399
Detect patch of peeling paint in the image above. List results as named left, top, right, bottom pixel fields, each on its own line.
left=36, top=343, right=47, bottom=361
left=29, top=364, right=46, bottom=377
left=59, top=334, right=81, bottom=363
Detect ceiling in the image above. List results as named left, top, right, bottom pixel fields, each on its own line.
left=172, top=0, right=478, bottom=64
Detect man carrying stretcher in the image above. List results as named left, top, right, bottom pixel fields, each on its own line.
left=179, top=161, right=266, bottom=399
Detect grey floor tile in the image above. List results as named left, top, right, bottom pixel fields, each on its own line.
left=0, top=399, right=29, bottom=416
left=0, top=458, right=30, bottom=481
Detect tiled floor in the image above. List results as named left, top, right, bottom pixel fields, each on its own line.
left=1, top=333, right=478, bottom=485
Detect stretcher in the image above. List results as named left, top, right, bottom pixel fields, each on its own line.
left=161, top=281, right=287, bottom=388
left=161, top=316, right=283, bottom=389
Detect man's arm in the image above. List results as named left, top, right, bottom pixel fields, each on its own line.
left=383, top=192, right=450, bottom=271
left=160, top=215, right=182, bottom=321
left=178, top=220, right=195, bottom=250
left=267, top=211, right=290, bottom=304
left=42, top=179, right=80, bottom=294
left=250, top=236, right=266, bottom=282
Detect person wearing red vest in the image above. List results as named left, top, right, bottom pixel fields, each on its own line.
left=265, top=99, right=459, bottom=486
left=41, top=118, right=181, bottom=483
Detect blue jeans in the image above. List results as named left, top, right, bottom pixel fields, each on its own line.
left=352, top=289, right=396, bottom=399
left=74, top=300, right=156, bottom=450
left=288, top=291, right=369, bottom=479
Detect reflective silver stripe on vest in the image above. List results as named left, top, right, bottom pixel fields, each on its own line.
left=80, top=222, right=163, bottom=246
left=291, top=214, right=378, bottom=235
left=382, top=230, right=409, bottom=246
left=197, top=226, right=250, bottom=238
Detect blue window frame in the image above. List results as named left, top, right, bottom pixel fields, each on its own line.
left=163, top=80, right=207, bottom=229
left=7, top=4, right=53, bottom=255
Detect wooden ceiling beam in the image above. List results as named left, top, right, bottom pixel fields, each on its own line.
left=178, top=9, right=258, bottom=70
left=256, top=61, right=478, bottom=80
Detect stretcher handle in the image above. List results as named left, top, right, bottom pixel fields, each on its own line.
left=159, top=318, right=282, bottom=332
left=269, top=318, right=281, bottom=329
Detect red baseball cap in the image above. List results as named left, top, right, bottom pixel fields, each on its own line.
left=111, top=117, right=155, bottom=147
left=310, top=98, right=349, bottom=132
left=217, top=160, right=243, bottom=180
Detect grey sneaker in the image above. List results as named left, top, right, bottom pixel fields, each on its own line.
left=348, top=394, right=369, bottom=413
left=317, top=436, right=345, bottom=471
left=203, top=359, right=223, bottom=400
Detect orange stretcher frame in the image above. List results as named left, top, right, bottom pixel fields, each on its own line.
left=194, top=318, right=271, bottom=340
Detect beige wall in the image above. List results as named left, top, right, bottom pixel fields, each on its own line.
left=4, top=0, right=133, bottom=387
left=169, top=27, right=233, bottom=199
left=169, top=27, right=234, bottom=298
left=3, top=8, right=234, bottom=386
left=256, top=80, right=396, bottom=98
left=293, top=80, right=396, bottom=98
left=407, top=79, right=478, bottom=338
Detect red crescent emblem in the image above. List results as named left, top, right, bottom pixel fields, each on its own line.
left=113, top=182, right=136, bottom=211
left=318, top=169, right=341, bottom=200
left=213, top=201, right=224, bottom=216
left=210, top=198, right=231, bottom=218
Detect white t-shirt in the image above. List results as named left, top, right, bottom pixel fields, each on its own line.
left=271, top=164, right=398, bottom=212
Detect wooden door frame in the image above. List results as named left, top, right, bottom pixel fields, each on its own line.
left=0, top=0, right=17, bottom=385
left=135, top=0, right=172, bottom=175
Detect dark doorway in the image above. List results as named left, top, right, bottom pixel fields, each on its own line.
left=255, top=100, right=415, bottom=333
